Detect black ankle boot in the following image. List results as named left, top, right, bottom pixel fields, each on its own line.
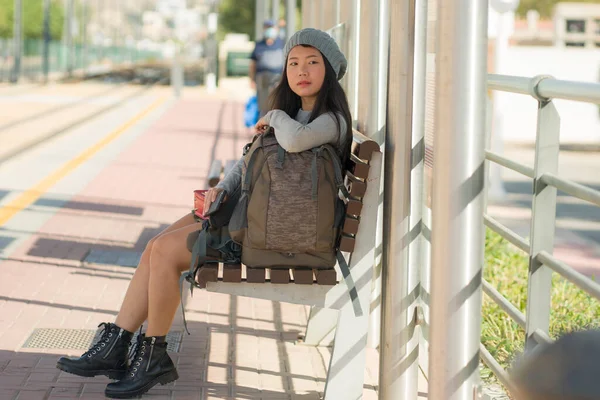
left=56, top=322, right=133, bottom=380
left=104, top=334, right=178, bottom=399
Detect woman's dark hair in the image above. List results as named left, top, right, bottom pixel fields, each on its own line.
left=268, top=46, right=353, bottom=169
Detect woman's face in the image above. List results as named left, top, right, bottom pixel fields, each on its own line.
left=286, top=45, right=326, bottom=101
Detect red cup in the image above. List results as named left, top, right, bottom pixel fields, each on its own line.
left=193, top=190, right=209, bottom=220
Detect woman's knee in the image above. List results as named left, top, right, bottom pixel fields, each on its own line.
left=150, top=236, right=182, bottom=270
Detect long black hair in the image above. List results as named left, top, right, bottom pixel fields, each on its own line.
left=268, top=45, right=353, bottom=169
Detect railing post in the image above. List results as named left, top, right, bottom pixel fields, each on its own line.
left=428, top=0, right=488, bottom=398
left=525, top=76, right=560, bottom=352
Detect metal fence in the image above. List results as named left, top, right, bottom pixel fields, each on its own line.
left=481, top=73, right=600, bottom=392
left=0, top=38, right=161, bottom=83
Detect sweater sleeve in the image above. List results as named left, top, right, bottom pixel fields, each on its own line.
left=264, top=110, right=345, bottom=153
left=215, top=157, right=243, bottom=194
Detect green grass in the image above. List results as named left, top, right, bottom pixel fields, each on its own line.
left=480, top=229, right=600, bottom=387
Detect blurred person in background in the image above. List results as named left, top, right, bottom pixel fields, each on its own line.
left=510, top=329, right=600, bottom=400
left=249, top=20, right=285, bottom=116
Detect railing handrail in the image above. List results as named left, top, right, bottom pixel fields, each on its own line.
left=488, top=73, right=600, bottom=104
left=481, top=72, right=600, bottom=395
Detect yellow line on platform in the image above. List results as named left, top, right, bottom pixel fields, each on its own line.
left=0, top=96, right=168, bottom=227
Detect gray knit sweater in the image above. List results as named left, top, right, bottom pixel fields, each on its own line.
left=215, top=109, right=349, bottom=195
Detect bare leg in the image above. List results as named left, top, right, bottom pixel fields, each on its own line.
left=114, top=213, right=198, bottom=332
left=145, top=223, right=204, bottom=336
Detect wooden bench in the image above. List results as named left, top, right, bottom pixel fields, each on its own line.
left=196, top=131, right=381, bottom=399
left=207, top=158, right=237, bottom=188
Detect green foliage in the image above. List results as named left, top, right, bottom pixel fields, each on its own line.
left=218, top=0, right=302, bottom=41
left=481, top=229, right=600, bottom=390
left=218, top=0, right=256, bottom=40
left=0, top=0, right=64, bottom=40
left=516, top=0, right=600, bottom=18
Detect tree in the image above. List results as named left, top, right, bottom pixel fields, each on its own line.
left=218, top=0, right=256, bottom=40
left=0, top=0, right=64, bottom=40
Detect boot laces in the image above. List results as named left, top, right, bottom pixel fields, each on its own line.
left=125, top=328, right=147, bottom=378
left=83, top=322, right=114, bottom=358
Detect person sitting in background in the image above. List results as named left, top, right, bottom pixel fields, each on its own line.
left=249, top=20, right=285, bottom=116
left=510, top=329, right=600, bottom=400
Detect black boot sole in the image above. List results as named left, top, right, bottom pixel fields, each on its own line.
left=104, top=369, right=179, bottom=399
left=56, top=361, right=126, bottom=380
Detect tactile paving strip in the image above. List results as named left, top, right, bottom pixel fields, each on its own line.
left=22, top=328, right=182, bottom=352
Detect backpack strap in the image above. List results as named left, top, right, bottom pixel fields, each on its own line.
left=336, top=251, right=363, bottom=318
left=180, top=223, right=209, bottom=334
left=179, top=222, right=241, bottom=335
left=242, top=136, right=264, bottom=192
left=320, top=145, right=350, bottom=198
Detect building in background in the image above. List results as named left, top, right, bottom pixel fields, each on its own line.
left=511, top=2, right=600, bottom=47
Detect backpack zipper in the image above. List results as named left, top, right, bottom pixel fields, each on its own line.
left=102, top=329, right=123, bottom=359
left=146, top=337, right=156, bottom=372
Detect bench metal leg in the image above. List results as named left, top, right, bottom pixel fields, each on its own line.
left=323, top=301, right=371, bottom=400
left=303, top=306, right=338, bottom=346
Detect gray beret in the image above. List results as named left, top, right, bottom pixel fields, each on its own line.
left=284, top=28, right=348, bottom=80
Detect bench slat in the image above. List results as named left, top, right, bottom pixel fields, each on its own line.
left=197, top=264, right=218, bottom=287
left=339, top=235, right=356, bottom=252
left=293, top=268, right=314, bottom=285
left=246, top=267, right=266, bottom=283
left=346, top=199, right=363, bottom=216
left=270, top=268, right=291, bottom=284
left=343, top=216, right=360, bottom=235
left=348, top=180, right=367, bottom=197
left=351, top=130, right=380, bottom=161
left=350, top=154, right=370, bottom=180
left=315, top=269, right=337, bottom=285
left=223, top=263, right=242, bottom=283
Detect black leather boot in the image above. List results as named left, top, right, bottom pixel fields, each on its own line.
left=56, top=322, right=133, bottom=380
left=105, top=334, right=178, bottom=399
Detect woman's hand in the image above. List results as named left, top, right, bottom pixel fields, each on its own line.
left=254, top=116, right=269, bottom=134
left=203, top=187, right=227, bottom=216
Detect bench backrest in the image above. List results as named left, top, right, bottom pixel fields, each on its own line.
left=196, top=130, right=381, bottom=286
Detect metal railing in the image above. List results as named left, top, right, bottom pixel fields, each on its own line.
left=481, top=73, right=600, bottom=391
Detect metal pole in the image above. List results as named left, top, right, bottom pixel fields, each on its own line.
left=356, top=0, right=379, bottom=137
left=256, top=0, right=265, bottom=40
left=205, top=5, right=218, bottom=93
left=272, top=0, right=280, bottom=23
left=10, top=0, right=22, bottom=83
left=348, top=0, right=361, bottom=124
left=379, top=0, right=417, bottom=397
left=65, top=0, right=74, bottom=78
left=42, top=0, right=51, bottom=83
left=368, top=0, right=390, bottom=350
left=428, top=0, right=488, bottom=399
left=285, top=0, right=296, bottom=41
left=82, top=0, right=89, bottom=74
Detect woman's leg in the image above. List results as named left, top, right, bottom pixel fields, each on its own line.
left=145, top=223, right=204, bottom=336
left=114, top=213, right=197, bottom=332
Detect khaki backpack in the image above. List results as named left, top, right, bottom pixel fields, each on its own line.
left=228, top=128, right=349, bottom=269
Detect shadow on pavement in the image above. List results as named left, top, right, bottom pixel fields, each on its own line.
left=0, top=319, right=325, bottom=399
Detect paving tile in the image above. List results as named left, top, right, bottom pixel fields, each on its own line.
left=15, top=389, right=49, bottom=400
